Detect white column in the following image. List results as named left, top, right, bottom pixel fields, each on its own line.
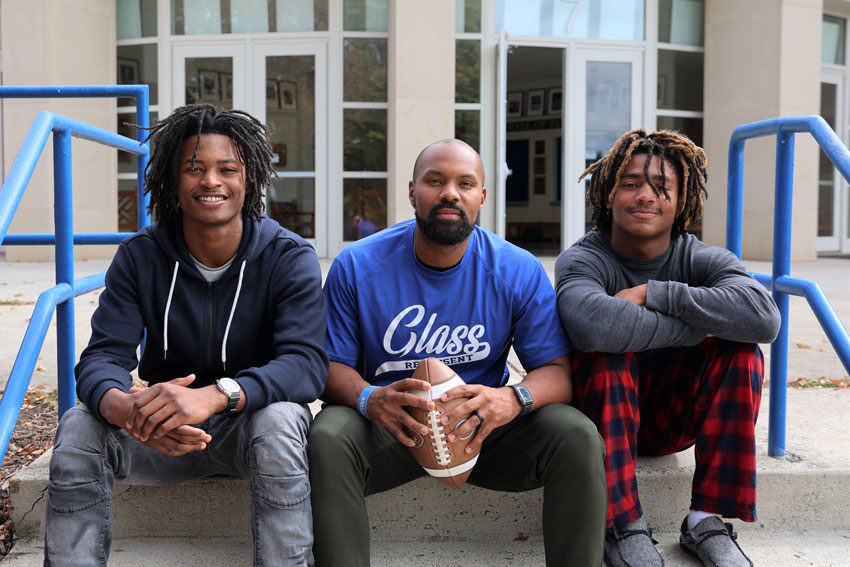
left=386, top=0, right=456, bottom=225
left=702, top=0, right=822, bottom=261
left=2, top=0, right=117, bottom=261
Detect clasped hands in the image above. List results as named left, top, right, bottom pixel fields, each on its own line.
left=365, top=379, right=522, bottom=456
left=99, top=375, right=222, bottom=457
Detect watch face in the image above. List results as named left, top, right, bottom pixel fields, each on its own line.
left=513, top=385, right=533, bottom=407
left=218, top=377, right=240, bottom=395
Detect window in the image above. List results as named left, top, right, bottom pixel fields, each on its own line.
left=342, top=0, right=388, bottom=240
left=455, top=0, right=482, bottom=152
left=343, top=0, right=387, bottom=32
left=117, top=44, right=159, bottom=106
left=117, top=0, right=157, bottom=39
left=171, top=0, right=328, bottom=34
left=656, top=0, right=704, bottom=148
left=658, top=0, right=703, bottom=47
left=823, top=14, right=846, bottom=65
left=496, top=0, right=644, bottom=41
left=656, top=50, right=703, bottom=112
left=117, top=2, right=160, bottom=232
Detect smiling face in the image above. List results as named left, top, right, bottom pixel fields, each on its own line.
left=409, top=141, right=486, bottom=247
left=175, top=133, right=246, bottom=233
left=608, top=152, right=680, bottom=258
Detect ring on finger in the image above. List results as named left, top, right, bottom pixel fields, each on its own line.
left=472, top=410, right=484, bottom=424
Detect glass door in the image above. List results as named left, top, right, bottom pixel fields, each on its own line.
left=818, top=70, right=847, bottom=253
left=500, top=44, right=565, bottom=256
left=172, top=43, right=246, bottom=109
left=253, top=42, right=327, bottom=256
left=567, top=48, right=643, bottom=247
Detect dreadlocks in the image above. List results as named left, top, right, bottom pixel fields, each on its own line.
left=138, top=104, right=274, bottom=229
left=580, top=129, right=708, bottom=238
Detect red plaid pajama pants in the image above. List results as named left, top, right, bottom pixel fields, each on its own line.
left=571, top=338, right=763, bottom=528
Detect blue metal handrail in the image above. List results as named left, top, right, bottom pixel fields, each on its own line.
left=0, top=85, right=150, bottom=463
left=726, top=114, right=850, bottom=459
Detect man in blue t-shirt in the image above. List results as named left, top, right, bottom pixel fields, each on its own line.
left=309, top=139, right=607, bottom=566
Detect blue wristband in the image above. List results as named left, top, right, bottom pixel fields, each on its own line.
left=357, top=385, right=377, bottom=420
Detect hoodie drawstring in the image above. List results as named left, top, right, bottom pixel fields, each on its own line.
left=163, top=260, right=179, bottom=360
left=221, top=260, right=246, bottom=372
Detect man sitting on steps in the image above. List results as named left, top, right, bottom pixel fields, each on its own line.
left=44, top=104, right=328, bottom=567
left=556, top=128, right=780, bottom=567
left=309, top=138, right=607, bottom=567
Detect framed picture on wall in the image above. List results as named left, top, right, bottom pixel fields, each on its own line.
left=266, top=79, right=279, bottom=108
left=548, top=88, right=563, bottom=115
left=527, top=89, right=545, bottom=116
left=506, top=91, right=523, bottom=118
left=221, top=73, right=233, bottom=103
left=186, top=86, right=199, bottom=104
left=199, top=70, right=219, bottom=100
left=117, top=58, right=139, bottom=85
left=279, top=80, right=297, bottom=110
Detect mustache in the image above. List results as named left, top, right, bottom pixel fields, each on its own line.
left=428, top=202, right=468, bottom=220
left=627, top=206, right=661, bottom=214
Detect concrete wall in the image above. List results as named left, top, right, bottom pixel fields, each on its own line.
left=702, top=0, right=822, bottom=261
left=2, top=0, right=116, bottom=261
left=386, top=0, right=455, bottom=225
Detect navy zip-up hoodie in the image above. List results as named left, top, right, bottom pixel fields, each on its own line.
left=76, top=215, right=329, bottom=421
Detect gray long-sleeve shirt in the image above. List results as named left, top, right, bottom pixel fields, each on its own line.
left=555, top=231, right=780, bottom=354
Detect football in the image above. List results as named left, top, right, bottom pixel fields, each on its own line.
left=405, top=357, right=480, bottom=487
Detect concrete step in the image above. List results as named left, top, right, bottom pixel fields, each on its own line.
left=7, top=389, right=850, bottom=563
left=4, top=532, right=849, bottom=566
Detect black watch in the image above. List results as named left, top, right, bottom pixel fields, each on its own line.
left=216, top=377, right=241, bottom=415
left=509, top=384, right=533, bottom=416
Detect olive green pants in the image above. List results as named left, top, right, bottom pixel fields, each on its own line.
left=308, top=403, right=606, bottom=566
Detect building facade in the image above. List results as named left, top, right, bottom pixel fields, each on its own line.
left=1, top=0, right=848, bottom=261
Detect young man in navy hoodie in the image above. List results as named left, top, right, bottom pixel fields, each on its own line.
left=44, top=105, right=328, bottom=566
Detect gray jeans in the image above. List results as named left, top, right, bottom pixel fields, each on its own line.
left=44, top=402, right=313, bottom=567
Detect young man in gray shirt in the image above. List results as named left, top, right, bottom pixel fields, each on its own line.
left=555, top=129, right=780, bottom=567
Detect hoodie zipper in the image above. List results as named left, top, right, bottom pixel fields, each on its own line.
left=204, top=282, right=215, bottom=373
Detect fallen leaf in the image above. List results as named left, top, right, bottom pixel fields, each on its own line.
left=514, top=535, right=529, bottom=541
left=35, top=365, right=47, bottom=372
left=795, top=343, right=811, bottom=349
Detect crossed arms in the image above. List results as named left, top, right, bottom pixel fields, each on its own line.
left=555, top=240, right=781, bottom=354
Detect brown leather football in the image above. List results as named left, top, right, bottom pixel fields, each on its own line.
left=405, top=357, right=479, bottom=487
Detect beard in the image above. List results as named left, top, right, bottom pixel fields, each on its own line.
left=414, top=202, right=475, bottom=246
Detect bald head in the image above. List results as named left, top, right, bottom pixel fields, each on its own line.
left=411, top=139, right=484, bottom=184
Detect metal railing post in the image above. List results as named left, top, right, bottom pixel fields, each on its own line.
left=135, top=88, right=151, bottom=229
left=52, top=127, right=77, bottom=417
left=726, top=115, right=850, bottom=460
left=0, top=86, right=151, bottom=464
left=726, top=139, right=745, bottom=259
left=768, top=130, right=795, bottom=459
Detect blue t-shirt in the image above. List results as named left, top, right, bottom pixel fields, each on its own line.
left=324, top=220, right=570, bottom=386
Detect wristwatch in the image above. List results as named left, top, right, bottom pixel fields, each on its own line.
left=509, top=384, right=534, bottom=416
left=216, top=377, right=241, bottom=415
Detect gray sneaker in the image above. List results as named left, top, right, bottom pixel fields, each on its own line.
left=679, top=516, right=753, bottom=567
left=604, top=517, right=664, bottom=567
